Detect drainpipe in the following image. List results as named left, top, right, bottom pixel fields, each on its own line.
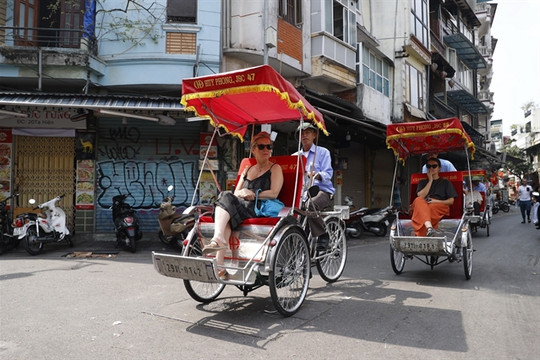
left=38, top=48, right=42, bottom=91
left=263, top=0, right=268, bottom=65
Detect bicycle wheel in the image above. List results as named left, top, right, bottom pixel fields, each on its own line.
left=269, top=227, right=310, bottom=317
left=184, top=238, right=225, bottom=303
left=316, top=217, right=347, bottom=282
left=390, top=245, right=405, bottom=274
left=463, top=230, right=473, bottom=280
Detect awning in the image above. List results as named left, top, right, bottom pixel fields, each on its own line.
left=444, top=33, right=487, bottom=69
left=446, top=89, right=488, bottom=114
left=405, top=103, right=426, bottom=120
left=0, top=92, right=184, bottom=112
left=461, top=121, right=485, bottom=146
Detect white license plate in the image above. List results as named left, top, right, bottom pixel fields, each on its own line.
left=399, top=239, right=441, bottom=252
left=12, top=228, right=24, bottom=236
left=153, top=254, right=218, bottom=282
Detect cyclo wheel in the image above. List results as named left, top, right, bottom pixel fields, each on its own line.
left=463, top=230, right=473, bottom=280
left=390, top=246, right=405, bottom=274
left=316, top=216, right=347, bottom=282
left=269, top=227, right=310, bottom=317
left=184, top=237, right=225, bottom=303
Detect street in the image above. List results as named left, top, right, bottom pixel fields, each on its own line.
left=1, top=207, right=539, bottom=360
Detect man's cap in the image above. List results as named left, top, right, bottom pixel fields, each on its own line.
left=296, top=122, right=318, bottom=133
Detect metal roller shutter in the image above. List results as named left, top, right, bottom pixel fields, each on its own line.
left=95, top=118, right=201, bottom=234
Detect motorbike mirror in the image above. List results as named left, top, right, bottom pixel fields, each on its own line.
left=167, top=185, right=174, bottom=192
left=29, top=199, right=36, bottom=205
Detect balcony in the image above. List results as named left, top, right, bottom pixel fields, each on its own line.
left=0, top=26, right=100, bottom=91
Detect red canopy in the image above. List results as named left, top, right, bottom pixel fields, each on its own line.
left=386, top=117, right=475, bottom=163
left=181, top=65, right=327, bottom=140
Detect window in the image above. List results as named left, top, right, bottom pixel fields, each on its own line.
left=166, top=32, right=196, bottom=54
left=359, top=45, right=390, bottom=97
left=406, top=63, right=424, bottom=110
left=325, top=0, right=357, bottom=46
left=279, top=0, right=302, bottom=25
left=14, top=0, right=84, bottom=48
left=410, top=0, right=428, bottom=48
left=167, top=0, right=197, bottom=23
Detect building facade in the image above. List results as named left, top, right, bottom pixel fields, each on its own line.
left=0, top=0, right=499, bottom=239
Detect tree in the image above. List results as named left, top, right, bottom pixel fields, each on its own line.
left=503, top=145, right=533, bottom=181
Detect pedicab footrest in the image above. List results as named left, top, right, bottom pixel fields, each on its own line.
left=152, top=252, right=219, bottom=283
left=391, top=236, right=448, bottom=254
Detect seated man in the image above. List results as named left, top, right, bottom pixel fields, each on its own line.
left=464, top=180, right=484, bottom=215
left=411, top=158, right=458, bottom=236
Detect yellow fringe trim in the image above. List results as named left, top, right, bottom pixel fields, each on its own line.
left=181, top=84, right=329, bottom=139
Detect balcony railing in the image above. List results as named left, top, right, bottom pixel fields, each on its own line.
left=1, top=26, right=96, bottom=54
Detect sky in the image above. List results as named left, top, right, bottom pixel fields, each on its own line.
left=489, top=0, right=540, bottom=136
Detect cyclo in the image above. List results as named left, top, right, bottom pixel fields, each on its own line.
left=464, top=169, right=491, bottom=236
left=386, top=118, right=478, bottom=280
left=151, top=65, right=348, bottom=316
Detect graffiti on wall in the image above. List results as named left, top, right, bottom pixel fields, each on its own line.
left=95, top=125, right=202, bottom=232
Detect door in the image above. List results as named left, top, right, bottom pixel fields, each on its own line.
left=13, top=136, right=75, bottom=231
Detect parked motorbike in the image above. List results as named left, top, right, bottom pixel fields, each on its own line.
left=112, top=193, right=142, bottom=253
left=491, top=199, right=510, bottom=214
left=13, top=195, right=73, bottom=255
left=344, top=196, right=395, bottom=238
left=157, top=186, right=195, bottom=250
left=0, top=193, right=20, bottom=255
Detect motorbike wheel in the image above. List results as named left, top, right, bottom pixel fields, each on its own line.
left=370, top=223, right=388, bottom=237
left=348, top=221, right=363, bottom=238
left=24, top=227, right=43, bottom=255
left=501, top=203, right=510, bottom=213
left=129, top=237, right=137, bottom=253
left=492, top=206, right=499, bottom=215
left=158, top=230, right=172, bottom=246
left=184, top=238, right=225, bottom=303
left=65, top=234, right=74, bottom=247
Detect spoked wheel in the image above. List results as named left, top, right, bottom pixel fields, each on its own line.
left=485, top=219, right=490, bottom=237
left=316, top=217, right=347, bottom=282
left=463, top=230, right=473, bottom=280
left=24, top=227, right=43, bottom=255
left=390, top=246, right=405, bottom=274
left=184, top=238, right=225, bottom=303
left=269, top=227, right=310, bottom=317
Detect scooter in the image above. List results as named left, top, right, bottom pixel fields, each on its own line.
left=157, top=185, right=195, bottom=250
left=491, top=199, right=510, bottom=214
left=0, top=193, right=20, bottom=255
left=13, top=195, right=73, bottom=255
left=112, top=193, right=142, bottom=253
left=344, top=196, right=394, bottom=238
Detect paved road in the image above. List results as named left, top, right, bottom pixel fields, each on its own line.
left=1, top=207, right=538, bottom=359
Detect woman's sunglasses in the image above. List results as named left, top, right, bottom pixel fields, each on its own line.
left=426, top=164, right=439, bottom=169
left=256, top=144, right=273, bottom=150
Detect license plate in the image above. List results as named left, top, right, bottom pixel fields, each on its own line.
left=13, top=228, right=24, bottom=236
left=152, top=253, right=218, bottom=282
left=399, top=239, right=441, bottom=253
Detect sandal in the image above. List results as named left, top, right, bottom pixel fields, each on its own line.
left=202, top=240, right=228, bottom=255
left=218, top=269, right=230, bottom=280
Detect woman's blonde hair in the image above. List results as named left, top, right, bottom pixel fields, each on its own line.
left=251, top=131, right=272, bottom=147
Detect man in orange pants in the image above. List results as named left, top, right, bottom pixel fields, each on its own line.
left=411, top=158, right=457, bottom=236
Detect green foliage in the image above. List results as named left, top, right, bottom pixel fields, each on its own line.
left=503, top=145, right=533, bottom=180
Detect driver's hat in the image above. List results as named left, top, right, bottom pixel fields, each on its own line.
left=296, top=122, right=318, bottom=134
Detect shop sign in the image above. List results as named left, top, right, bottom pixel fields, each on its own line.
left=1, top=109, right=87, bottom=129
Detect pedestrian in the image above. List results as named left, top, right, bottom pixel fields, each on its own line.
left=516, top=179, right=533, bottom=223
